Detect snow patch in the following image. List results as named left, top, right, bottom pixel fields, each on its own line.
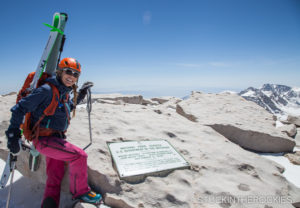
left=261, top=90, right=272, bottom=97
left=241, top=90, right=256, bottom=97
left=220, top=90, right=238, bottom=95
left=260, top=153, right=300, bottom=188
left=281, top=105, right=300, bottom=116
left=275, top=120, right=284, bottom=128
left=292, top=87, right=300, bottom=93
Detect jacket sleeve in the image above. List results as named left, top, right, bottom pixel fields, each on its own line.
left=8, top=84, right=52, bottom=129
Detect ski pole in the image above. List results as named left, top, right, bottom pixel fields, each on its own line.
left=5, top=154, right=17, bottom=208
left=83, top=88, right=92, bottom=150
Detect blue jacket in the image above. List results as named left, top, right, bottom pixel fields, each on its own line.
left=9, top=76, right=75, bottom=132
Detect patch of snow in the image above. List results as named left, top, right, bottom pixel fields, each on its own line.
left=220, top=91, right=237, bottom=95
left=241, top=90, right=256, bottom=97
left=275, top=120, right=284, bottom=128
left=281, top=105, right=300, bottom=116
left=290, top=97, right=300, bottom=103
left=292, top=87, right=300, bottom=93
left=260, top=153, right=300, bottom=188
left=261, top=90, right=272, bottom=97
left=276, top=113, right=288, bottom=122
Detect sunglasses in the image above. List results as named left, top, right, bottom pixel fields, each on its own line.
left=63, top=68, right=80, bottom=78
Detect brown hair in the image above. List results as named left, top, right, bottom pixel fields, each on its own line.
left=71, top=84, right=78, bottom=117
left=56, top=69, right=78, bottom=117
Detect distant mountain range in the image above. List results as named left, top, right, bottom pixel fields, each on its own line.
left=239, top=84, right=300, bottom=116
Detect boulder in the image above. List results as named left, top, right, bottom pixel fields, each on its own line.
left=151, top=97, right=169, bottom=104
left=295, top=128, right=300, bottom=147
left=176, top=92, right=295, bottom=153
left=287, top=115, right=300, bottom=127
left=277, top=124, right=297, bottom=137
left=284, top=151, right=300, bottom=165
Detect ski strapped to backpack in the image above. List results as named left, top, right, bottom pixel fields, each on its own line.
left=16, top=12, right=69, bottom=142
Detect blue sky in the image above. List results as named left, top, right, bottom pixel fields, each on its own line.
left=0, top=0, right=299, bottom=97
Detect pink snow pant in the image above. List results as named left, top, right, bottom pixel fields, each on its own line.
left=34, top=136, right=90, bottom=207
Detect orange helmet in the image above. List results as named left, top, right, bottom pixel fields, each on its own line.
left=58, top=57, right=81, bottom=73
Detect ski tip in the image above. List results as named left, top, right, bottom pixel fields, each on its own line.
left=59, top=12, right=68, bottom=21
left=53, top=12, right=68, bottom=22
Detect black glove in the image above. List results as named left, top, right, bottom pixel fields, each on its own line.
left=80, top=81, right=93, bottom=93
left=5, top=128, right=22, bottom=155
left=77, top=81, right=94, bottom=103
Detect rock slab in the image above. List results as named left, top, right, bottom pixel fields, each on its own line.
left=176, top=91, right=295, bottom=153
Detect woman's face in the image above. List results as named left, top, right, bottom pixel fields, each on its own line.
left=61, top=69, right=79, bottom=87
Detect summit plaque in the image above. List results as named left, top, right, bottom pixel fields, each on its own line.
left=107, top=140, right=190, bottom=181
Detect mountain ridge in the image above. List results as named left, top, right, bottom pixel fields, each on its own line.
left=239, top=84, right=300, bottom=116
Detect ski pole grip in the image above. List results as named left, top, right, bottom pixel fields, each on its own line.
left=87, top=88, right=92, bottom=113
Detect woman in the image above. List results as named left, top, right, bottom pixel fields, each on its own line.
left=5, top=58, right=101, bottom=208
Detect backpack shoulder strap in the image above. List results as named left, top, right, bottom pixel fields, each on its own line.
left=43, top=83, right=60, bottom=116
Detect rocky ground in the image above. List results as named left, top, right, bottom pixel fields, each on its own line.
left=0, top=92, right=300, bottom=208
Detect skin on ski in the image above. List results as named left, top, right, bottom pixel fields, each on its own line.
left=30, top=30, right=58, bottom=90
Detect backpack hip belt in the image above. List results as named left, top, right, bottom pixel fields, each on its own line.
left=36, top=127, right=65, bottom=138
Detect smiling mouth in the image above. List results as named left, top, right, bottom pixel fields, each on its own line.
left=66, top=78, right=73, bottom=83
left=63, top=77, right=75, bottom=86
